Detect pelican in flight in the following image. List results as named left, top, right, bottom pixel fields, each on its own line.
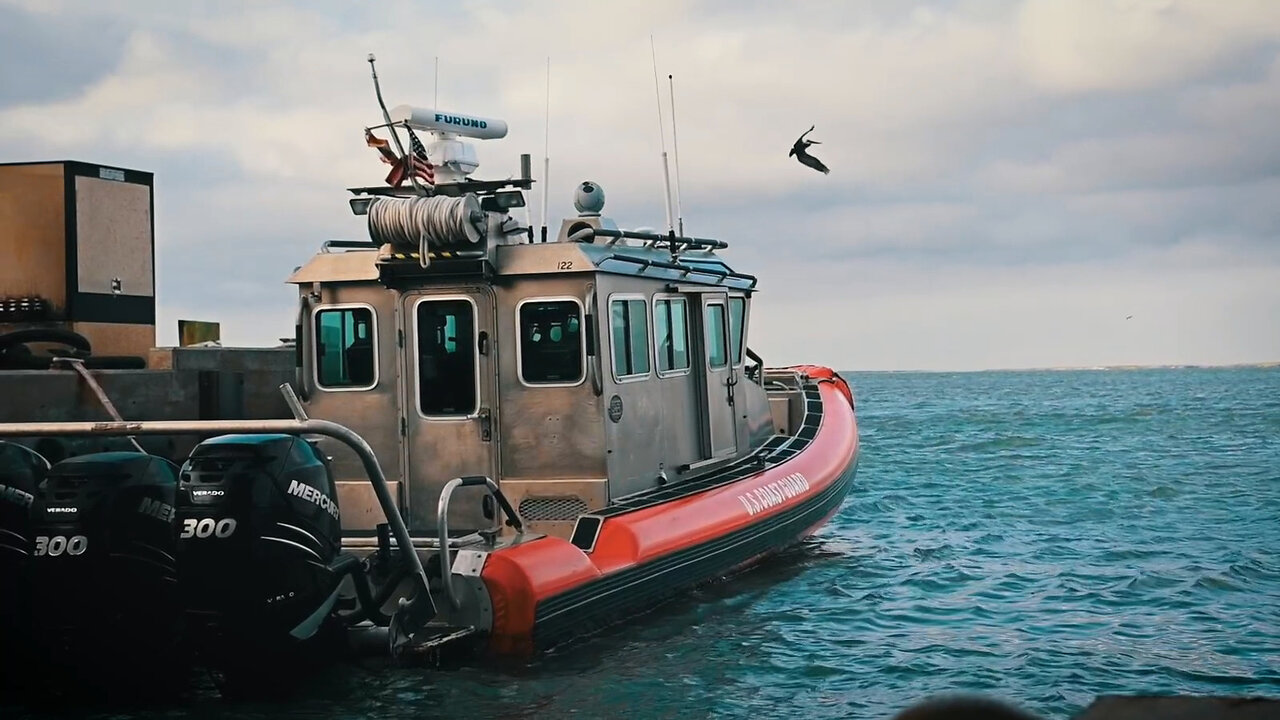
left=789, top=125, right=830, bottom=175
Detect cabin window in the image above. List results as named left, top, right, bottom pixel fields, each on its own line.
left=729, top=296, right=746, bottom=366
left=610, top=297, right=650, bottom=379
left=416, top=298, right=477, bottom=416
left=518, top=298, right=584, bottom=385
left=706, top=302, right=728, bottom=369
left=653, top=297, right=690, bottom=375
left=314, top=305, right=377, bottom=390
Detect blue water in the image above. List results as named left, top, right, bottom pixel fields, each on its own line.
left=9, top=367, right=1280, bottom=718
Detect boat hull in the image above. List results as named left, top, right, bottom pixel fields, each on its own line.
left=481, top=368, right=859, bottom=656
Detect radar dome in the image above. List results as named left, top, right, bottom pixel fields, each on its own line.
left=574, top=181, right=606, bottom=216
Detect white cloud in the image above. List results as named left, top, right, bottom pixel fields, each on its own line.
left=977, top=129, right=1275, bottom=195
left=1180, top=51, right=1280, bottom=126
left=1017, top=0, right=1280, bottom=94
left=1, top=0, right=1277, bottom=368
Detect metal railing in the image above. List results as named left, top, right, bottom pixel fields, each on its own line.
left=568, top=226, right=730, bottom=250
left=436, top=475, right=524, bottom=609
left=599, top=253, right=759, bottom=288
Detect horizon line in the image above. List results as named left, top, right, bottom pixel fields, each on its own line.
left=838, top=360, right=1280, bottom=374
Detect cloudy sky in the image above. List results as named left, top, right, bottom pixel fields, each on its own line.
left=2, top=0, right=1277, bottom=371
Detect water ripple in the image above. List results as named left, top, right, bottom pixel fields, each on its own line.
left=4, top=368, right=1278, bottom=720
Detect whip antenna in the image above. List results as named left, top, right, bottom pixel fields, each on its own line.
left=367, top=53, right=423, bottom=193
left=542, top=56, right=551, bottom=243
left=650, top=36, right=675, bottom=235
left=668, top=74, right=685, bottom=237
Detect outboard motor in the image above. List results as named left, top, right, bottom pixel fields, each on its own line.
left=174, top=434, right=345, bottom=692
left=0, top=442, right=46, bottom=690
left=25, top=451, right=183, bottom=696
left=0, top=441, right=42, bottom=578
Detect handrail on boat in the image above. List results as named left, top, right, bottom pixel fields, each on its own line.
left=746, top=347, right=766, bottom=385
left=320, top=239, right=382, bottom=253
left=437, top=475, right=524, bottom=610
left=599, top=253, right=759, bottom=289
left=570, top=226, right=730, bottom=250
left=0, top=384, right=438, bottom=636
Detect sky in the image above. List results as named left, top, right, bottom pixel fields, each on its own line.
left=1, top=0, right=1278, bottom=371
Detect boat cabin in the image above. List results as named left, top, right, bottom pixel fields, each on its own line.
left=290, top=184, right=787, bottom=542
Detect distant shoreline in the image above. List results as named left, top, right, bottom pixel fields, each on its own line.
left=841, top=361, right=1280, bottom=374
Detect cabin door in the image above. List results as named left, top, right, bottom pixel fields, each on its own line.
left=400, top=288, right=499, bottom=535
left=696, top=293, right=739, bottom=459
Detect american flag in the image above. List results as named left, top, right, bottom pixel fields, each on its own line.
left=365, top=127, right=435, bottom=188
left=402, top=126, right=436, bottom=185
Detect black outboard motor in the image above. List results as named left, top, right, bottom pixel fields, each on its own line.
left=175, top=434, right=345, bottom=692
left=0, top=442, right=46, bottom=690
left=0, top=441, right=42, bottom=578
left=25, top=451, right=183, bottom=696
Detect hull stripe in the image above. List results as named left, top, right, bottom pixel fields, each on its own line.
left=532, top=456, right=858, bottom=649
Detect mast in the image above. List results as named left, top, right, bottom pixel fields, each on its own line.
left=668, top=74, right=685, bottom=237
left=650, top=36, right=675, bottom=235
left=542, top=56, right=551, bottom=243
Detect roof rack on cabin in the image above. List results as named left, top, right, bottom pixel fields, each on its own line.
left=597, top=253, right=758, bottom=289
left=567, top=226, right=729, bottom=252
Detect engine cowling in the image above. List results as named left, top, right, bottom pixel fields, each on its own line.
left=174, top=433, right=345, bottom=673
left=0, top=442, right=46, bottom=689
left=0, top=441, right=42, bottom=576
left=25, top=451, right=182, bottom=691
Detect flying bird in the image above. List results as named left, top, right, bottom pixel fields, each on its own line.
left=789, top=125, right=830, bottom=175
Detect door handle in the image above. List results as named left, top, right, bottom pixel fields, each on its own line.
left=478, top=407, right=492, bottom=442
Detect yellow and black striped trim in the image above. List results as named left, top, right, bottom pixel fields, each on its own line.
left=385, top=251, right=461, bottom=261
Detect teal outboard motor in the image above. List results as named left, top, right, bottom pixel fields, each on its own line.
left=25, top=451, right=183, bottom=695
left=174, top=434, right=346, bottom=693
left=0, top=441, right=46, bottom=690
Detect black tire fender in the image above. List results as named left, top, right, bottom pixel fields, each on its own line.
left=0, top=328, right=92, bottom=355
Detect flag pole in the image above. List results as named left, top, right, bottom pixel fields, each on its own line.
left=367, top=53, right=423, bottom=193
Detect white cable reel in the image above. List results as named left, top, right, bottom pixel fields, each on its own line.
left=367, top=194, right=486, bottom=266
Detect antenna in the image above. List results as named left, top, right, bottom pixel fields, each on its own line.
left=367, top=53, right=423, bottom=193
left=650, top=35, right=675, bottom=235
left=541, top=56, right=551, bottom=244
left=668, top=73, right=684, bottom=237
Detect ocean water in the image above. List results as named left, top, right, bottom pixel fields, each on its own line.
left=9, top=367, right=1280, bottom=719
